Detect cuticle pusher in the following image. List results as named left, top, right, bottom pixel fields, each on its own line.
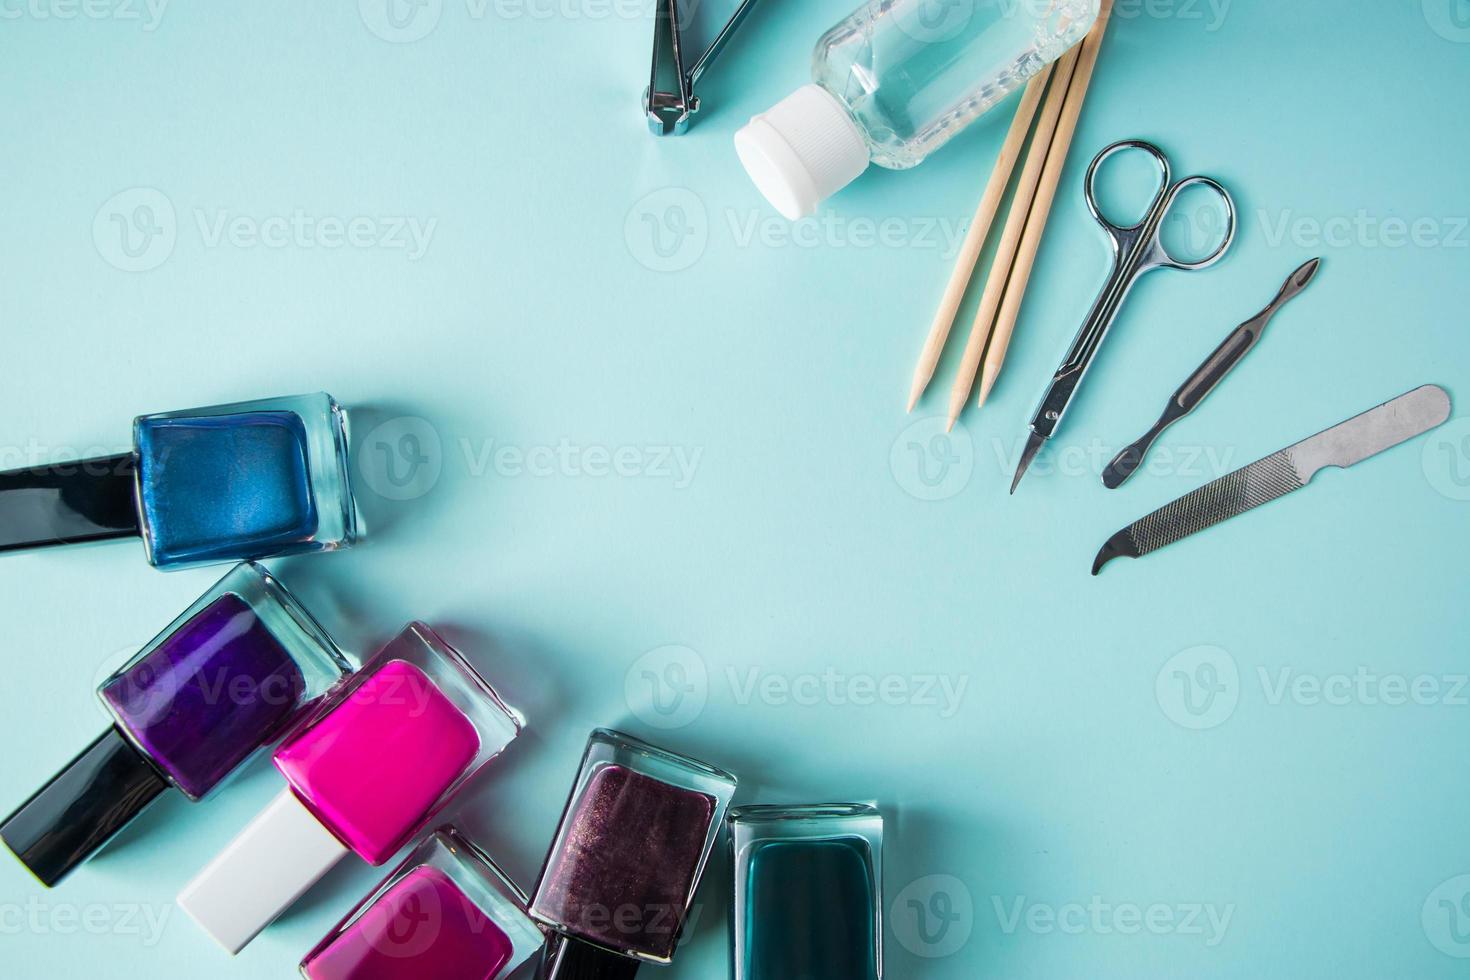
left=1102, top=257, right=1322, bottom=489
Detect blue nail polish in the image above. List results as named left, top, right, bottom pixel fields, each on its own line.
left=0, top=392, right=358, bottom=569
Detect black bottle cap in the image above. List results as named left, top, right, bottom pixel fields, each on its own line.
left=538, top=934, right=643, bottom=980
left=0, top=728, right=169, bottom=887
left=0, top=453, right=140, bottom=553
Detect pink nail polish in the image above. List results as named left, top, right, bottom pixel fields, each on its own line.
left=178, top=622, right=523, bottom=955
left=274, top=657, right=481, bottom=864
left=301, top=828, right=545, bottom=980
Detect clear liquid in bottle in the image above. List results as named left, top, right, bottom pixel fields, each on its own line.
left=736, top=0, right=1098, bottom=218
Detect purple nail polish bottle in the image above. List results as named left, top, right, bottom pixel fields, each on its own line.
left=0, top=562, right=349, bottom=887
left=99, top=590, right=307, bottom=798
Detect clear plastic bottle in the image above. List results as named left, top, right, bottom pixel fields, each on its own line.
left=736, top=0, right=1099, bottom=219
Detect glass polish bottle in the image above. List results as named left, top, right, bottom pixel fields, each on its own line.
left=177, top=622, right=524, bottom=955
left=0, top=391, right=357, bottom=569
left=300, top=827, right=546, bottom=980
left=735, top=0, right=1099, bottom=218
left=0, top=562, right=351, bottom=887
left=529, top=729, right=738, bottom=979
left=729, top=804, right=884, bottom=980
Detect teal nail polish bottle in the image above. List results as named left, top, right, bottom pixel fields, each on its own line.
left=729, top=804, right=883, bottom=980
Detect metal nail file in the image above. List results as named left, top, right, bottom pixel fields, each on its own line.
left=1102, top=257, right=1322, bottom=489
left=1092, top=384, right=1452, bottom=574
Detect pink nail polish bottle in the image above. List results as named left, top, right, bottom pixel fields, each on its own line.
left=177, top=622, right=523, bottom=955
left=300, top=827, right=546, bottom=980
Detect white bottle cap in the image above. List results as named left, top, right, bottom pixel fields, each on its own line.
left=177, top=788, right=349, bottom=954
left=734, top=83, right=870, bottom=220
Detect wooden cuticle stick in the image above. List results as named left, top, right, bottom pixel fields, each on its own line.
left=906, top=68, right=1053, bottom=413
left=976, top=0, right=1115, bottom=410
left=943, top=43, right=1083, bottom=432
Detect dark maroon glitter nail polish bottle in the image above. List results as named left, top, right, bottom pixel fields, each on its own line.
left=529, top=729, right=737, bottom=979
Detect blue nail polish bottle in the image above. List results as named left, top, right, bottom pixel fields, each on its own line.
left=0, top=392, right=358, bottom=569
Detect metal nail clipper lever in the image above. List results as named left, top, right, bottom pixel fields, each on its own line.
left=1101, top=257, right=1322, bottom=489
left=1010, top=139, right=1238, bottom=494
left=1092, top=384, right=1452, bottom=574
left=646, top=0, right=761, bottom=135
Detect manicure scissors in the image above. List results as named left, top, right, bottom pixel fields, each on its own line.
left=1010, top=139, right=1237, bottom=493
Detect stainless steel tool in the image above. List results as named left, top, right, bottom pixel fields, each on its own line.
left=646, top=0, right=761, bottom=135
left=1092, top=384, right=1452, bottom=574
left=1101, top=257, right=1322, bottom=489
left=1011, top=139, right=1237, bottom=494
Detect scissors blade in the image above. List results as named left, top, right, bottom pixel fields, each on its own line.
left=1010, top=431, right=1046, bottom=494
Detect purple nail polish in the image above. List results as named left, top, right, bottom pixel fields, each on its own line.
left=0, top=562, right=349, bottom=887
left=99, top=591, right=307, bottom=799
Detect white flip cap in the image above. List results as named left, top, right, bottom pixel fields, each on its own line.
left=177, top=788, right=349, bottom=954
left=734, top=83, right=870, bottom=221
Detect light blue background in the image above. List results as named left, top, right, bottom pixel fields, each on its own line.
left=2, top=1, right=1469, bottom=977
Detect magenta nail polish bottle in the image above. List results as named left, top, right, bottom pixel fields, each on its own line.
left=300, top=827, right=546, bottom=980
left=178, top=623, right=524, bottom=954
